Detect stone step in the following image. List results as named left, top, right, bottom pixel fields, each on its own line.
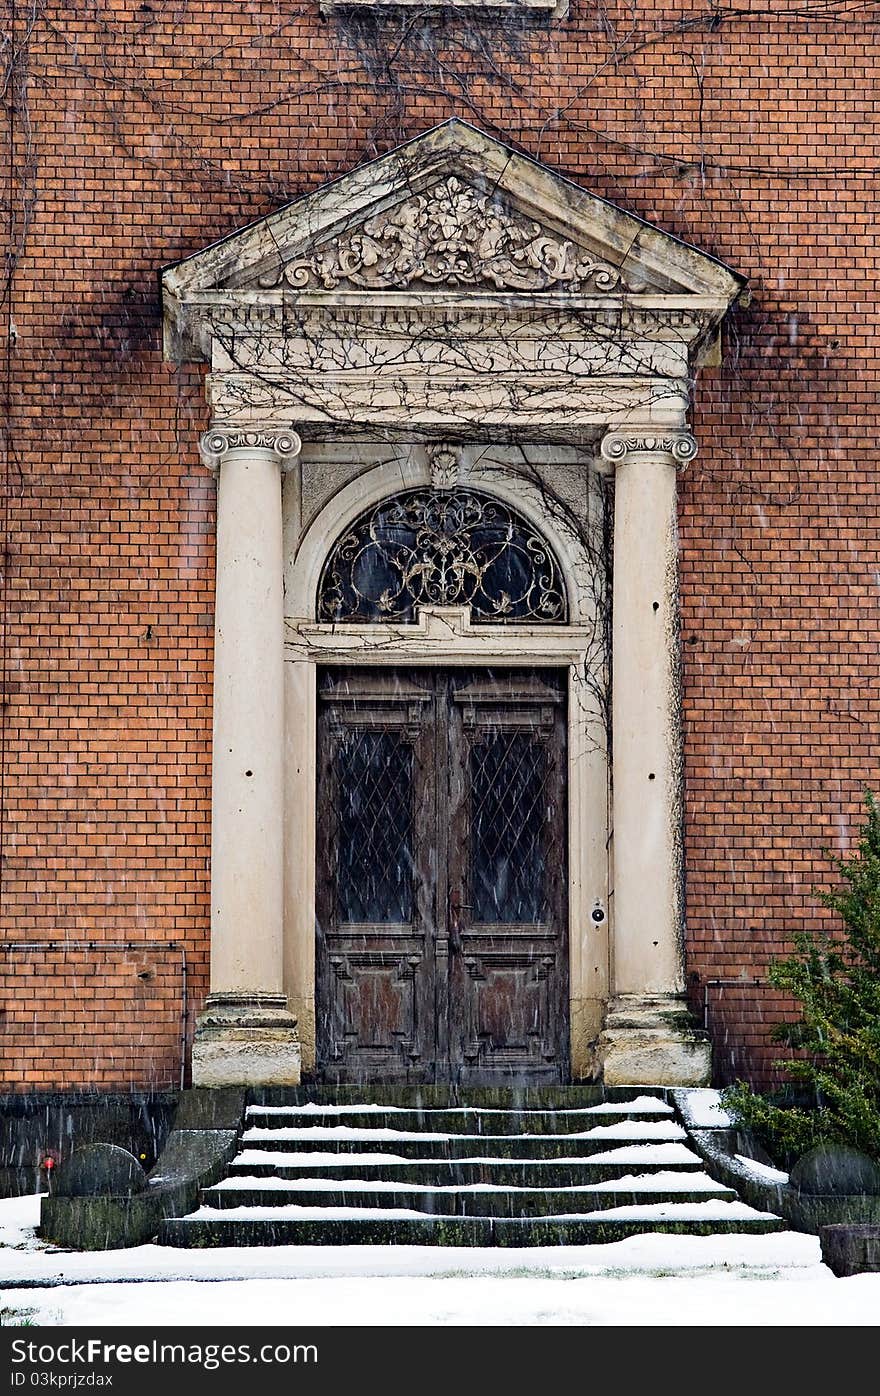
left=235, top=1122, right=687, bottom=1160
left=159, top=1208, right=785, bottom=1248
left=202, top=1179, right=738, bottom=1216
left=224, top=1151, right=706, bottom=1188
left=243, top=1098, right=674, bottom=1135
left=249, top=1085, right=620, bottom=1109
left=158, top=1086, right=784, bottom=1248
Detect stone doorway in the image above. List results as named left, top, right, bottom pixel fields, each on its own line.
left=164, top=120, right=745, bottom=1089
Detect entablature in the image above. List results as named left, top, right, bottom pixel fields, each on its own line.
left=161, top=120, right=745, bottom=442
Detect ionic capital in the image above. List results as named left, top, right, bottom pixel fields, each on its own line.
left=600, top=428, right=697, bottom=468
left=199, top=426, right=302, bottom=475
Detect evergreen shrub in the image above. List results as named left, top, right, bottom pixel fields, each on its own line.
left=722, top=791, right=880, bottom=1165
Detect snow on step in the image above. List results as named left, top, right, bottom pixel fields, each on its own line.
left=187, top=1198, right=775, bottom=1224
left=240, top=1120, right=686, bottom=1143
left=734, top=1155, right=789, bottom=1184
left=585, top=1143, right=700, bottom=1165
left=565, top=1096, right=673, bottom=1115
left=245, top=1095, right=673, bottom=1118
left=541, top=1200, right=781, bottom=1223
left=231, top=1142, right=703, bottom=1168
left=214, top=1169, right=727, bottom=1194
left=189, top=1204, right=443, bottom=1222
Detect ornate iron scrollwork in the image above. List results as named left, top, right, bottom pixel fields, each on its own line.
left=318, top=489, right=567, bottom=625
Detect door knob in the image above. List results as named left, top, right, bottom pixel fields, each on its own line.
left=448, top=893, right=472, bottom=953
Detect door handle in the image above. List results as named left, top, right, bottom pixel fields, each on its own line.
left=448, top=893, right=472, bottom=954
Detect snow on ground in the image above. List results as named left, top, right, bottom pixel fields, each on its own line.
left=0, top=1192, right=41, bottom=1251
left=9, top=1268, right=880, bottom=1328
left=1, top=1192, right=878, bottom=1327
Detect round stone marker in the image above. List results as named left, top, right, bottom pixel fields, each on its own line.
left=790, top=1143, right=880, bottom=1196
left=52, top=1143, right=148, bottom=1197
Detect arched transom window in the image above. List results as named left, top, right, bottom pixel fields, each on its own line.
left=317, top=488, right=568, bottom=625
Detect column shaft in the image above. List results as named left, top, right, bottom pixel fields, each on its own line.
left=192, top=426, right=302, bottom=1088
left=211, top=447, right=286, bottom=994
left=610, top=447, right=682, bottom=994
left=598, top=427, right=710, bottom=1086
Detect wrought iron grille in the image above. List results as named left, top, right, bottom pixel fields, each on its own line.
left=318, top=489, right=567, bottom=625
left=469, top=732, right=550, bottom=923
left=335, top=731, right=414, bottom=923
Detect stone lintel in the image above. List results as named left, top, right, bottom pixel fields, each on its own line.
left=206, top=373, right=692, bottom=440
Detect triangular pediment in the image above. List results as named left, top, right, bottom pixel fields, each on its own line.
left=162, top=119, right=745, bottom=309
left=237, top=173, right=630, bottom=297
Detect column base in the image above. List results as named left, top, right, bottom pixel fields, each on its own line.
left=597, top=993, right=712, bottom=1087
left=191, top=993, right=301, bottom=1088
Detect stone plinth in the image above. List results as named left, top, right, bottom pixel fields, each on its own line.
left=598, top=993, right=711, bottom=1086
left=191, top=994, right=301, bottom=1088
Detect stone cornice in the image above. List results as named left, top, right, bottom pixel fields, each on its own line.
left=199, top=427, right=302, bottom=475
left=165, top=291, right=724, bottom=364
left=600, top=429, right=698, bottom=468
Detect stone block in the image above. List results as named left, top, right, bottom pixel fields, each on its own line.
left=191, top=994, right=301, bottom=1088
left=820, top=1224, right=880, bottom=1277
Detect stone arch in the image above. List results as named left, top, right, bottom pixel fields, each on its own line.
left=286, top=449, right=600, bottom=632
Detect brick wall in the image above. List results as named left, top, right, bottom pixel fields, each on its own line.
left=2, top=1, right=875, bottom=1089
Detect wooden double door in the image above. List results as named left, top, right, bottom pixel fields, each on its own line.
left=316, top=667, right=569, bottom=1084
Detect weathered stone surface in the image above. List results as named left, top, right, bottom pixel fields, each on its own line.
left=39, top=1090, right=245, bottom=1250
left=171, top=1088, right=246, bottom=1132
left=598, top=995, right=712, bottom=1086
left=52, top=1144, right=147, bottom=1198
left=0, top=1092, right=177, bottom=1197
left=790, top=1144, right=880, bottom=1197
left=600, top=1035, right=712, bottom=1087
left=820, top=1224, right=880, bottom=1277
left=687, top=1127, right=880, bottom=1236
left=191, top=997, right=301, bottom=1089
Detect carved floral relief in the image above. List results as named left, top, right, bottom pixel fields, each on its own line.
left=259, top=177, right=624, bottom=294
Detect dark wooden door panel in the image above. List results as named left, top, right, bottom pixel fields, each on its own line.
left=449, top=672, right=568, bottom=1084
left=455, top=951, right=563, bottom=1078
left=316, top=670, right=435, bottom=1082
left=327, top=951, right=426, bottom=1076
left=316, top=668, right=568, bottom=1084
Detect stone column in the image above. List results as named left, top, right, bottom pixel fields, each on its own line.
left=597, top=428, right=711, bottom=1086
left=191, top=427, right=303, bottom=1087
